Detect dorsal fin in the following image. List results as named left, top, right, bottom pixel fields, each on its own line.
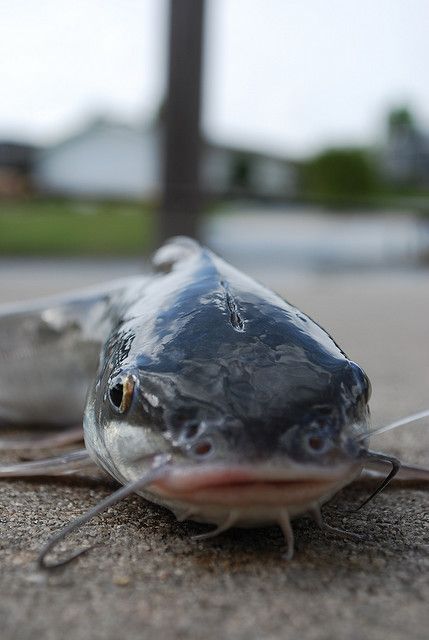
left=152, top=236, right=202, bottom=273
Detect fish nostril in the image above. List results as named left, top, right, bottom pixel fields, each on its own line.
left=307, top=435, right=325, bottom=451
left=318, top=406, right=332, bottom=416
left=183, top=422, right=200, bottom=440
left=191, top=439, right=213, bottom=458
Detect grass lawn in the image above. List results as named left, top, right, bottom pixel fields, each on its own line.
left=0, top=199, right=154, bottom=256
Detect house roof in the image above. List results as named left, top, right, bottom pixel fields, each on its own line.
left=36, top=115, right=295, bottom=167
left=35, top=116, right=155, bottom=160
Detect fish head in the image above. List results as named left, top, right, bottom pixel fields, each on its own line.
left=84, top=243, right=371, bottom=519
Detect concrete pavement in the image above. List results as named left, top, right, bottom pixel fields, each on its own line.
left=0, top=259, right=428, bottom=640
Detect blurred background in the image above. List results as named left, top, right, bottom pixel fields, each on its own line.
left=1, top=0, right=429, bottom=273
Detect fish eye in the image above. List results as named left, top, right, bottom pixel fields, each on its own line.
left=108, top=374, right=135, bottom=414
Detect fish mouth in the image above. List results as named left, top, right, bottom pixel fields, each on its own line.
left=150, top=462, right=359, bottom=508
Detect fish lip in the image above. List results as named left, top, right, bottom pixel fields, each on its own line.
left=149, top=461, right=360, bottom=506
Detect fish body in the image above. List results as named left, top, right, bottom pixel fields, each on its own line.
left=0, top=278, right=142, bottom=426
left=84, top=239, right=371, bottom=529
left=0, top=238, right=371, bottom=534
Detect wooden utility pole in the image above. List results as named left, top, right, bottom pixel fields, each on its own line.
left=158, top=0, right=205, bottom=242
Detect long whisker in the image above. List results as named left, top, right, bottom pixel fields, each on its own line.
left=0, top=449, right=93, bottom=478
left=355, top=408, right=429, bottom=442
left=0, top=425, right=84, bottom=451
left=191, top=510, right=239, bottom=540
left=310, top=506, right=363, bottom=541
left=353, top=450, right=401, bottom=511
left=38, top=454, right=172, bottom=570
left=278, top=509, right=295, bottom=560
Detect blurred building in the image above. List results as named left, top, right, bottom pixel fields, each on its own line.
left=0, top=142, right=36, bottom=197
left=34, top=118, right=160, bottom=200
left=382, top=109, right=429, bottom=187
left=32, top=116, right=296, bottom=200
left=203, top=144, right=295, bottom=198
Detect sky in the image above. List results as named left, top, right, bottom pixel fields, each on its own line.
left=0, top=0, right=428, bottom=158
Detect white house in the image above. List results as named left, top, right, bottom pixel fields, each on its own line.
left=35, top=118, right=161, bottom=199
left=34, top=117, right=296, bottom=200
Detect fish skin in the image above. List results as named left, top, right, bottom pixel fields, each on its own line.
left=0, top=237, right=371, bottom=528
left=82, top=238, right=370, bottom=523
left=0, top=278, right=142, bottom=426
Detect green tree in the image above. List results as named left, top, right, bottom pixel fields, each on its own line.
left=301, top=147, right=379, bottom=200
left=387, top=107, right=416, bottom=133
left=230, top=153, right=252, bottom=190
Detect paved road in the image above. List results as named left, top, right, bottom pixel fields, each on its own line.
left=203, top=208, right=429, bottom=271
left=0, top=260, right=428, bottom=640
